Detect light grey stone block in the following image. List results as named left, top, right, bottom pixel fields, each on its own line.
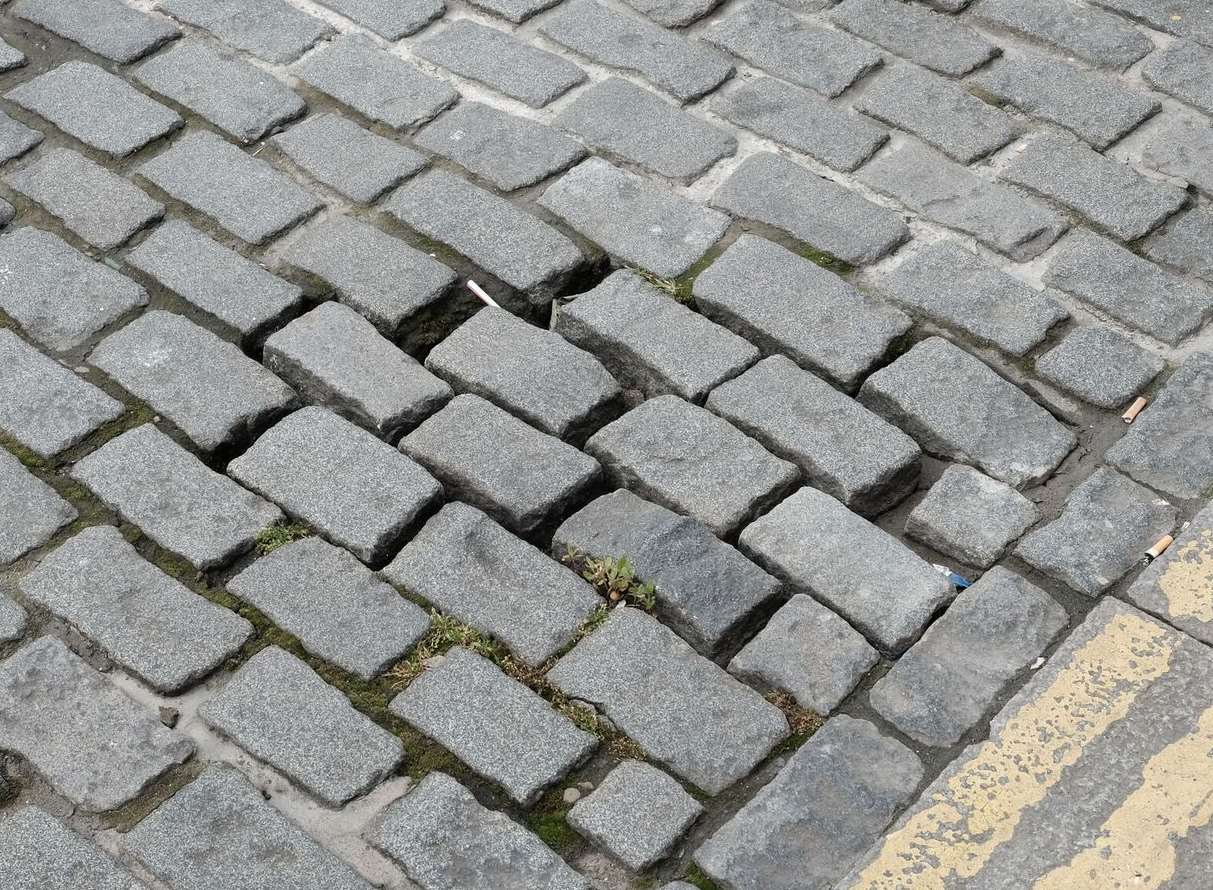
left=0, top=807, right=151, bottom=890
left=1139, top=114, right=1213, bottom=197
left=1036, top=326, right=1165, bottom=409
left=12, top=0, right=178, bottom=64
left=467, top=0, right=560, bottom=23
left=158, top=0, right=330, bottom=64
left=313, top=0, right=444, bottom=38
left=1144, top=206, right=1213, bottom=283
left=1091, top=0, right=1213, bottom=46
left=971, top=0, right=1152, bottom=70
left=1143, top=40, right=1213, bottom=118
left=0, top=449, right=76, bottom=566
left=0, top=110, right=41, bottom=164
left=0, top=596, right=25, bottom=644
left=1124, top=502, right=1213, bottom=646
left=831, top=0, right=995, bottom=75
left=0, top=39, right=22, bottom=73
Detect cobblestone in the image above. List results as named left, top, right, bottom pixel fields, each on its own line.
left=1142, top=40, right=1213, bottom=118
left=0, top=597, right=22, bottom=644
left=12, top=0, right=178, bottom=64
left=1124, top=503, right=1213, bottom=646
left=1144, top=206, right=1213, bottom=282
left=0, top=39, right=21, bottom=72
left=970, top=0, right=1153, bottom=70
left=1036, top=325, right=1165, bottom=408
left=831, top=0, right=995, bottom=76
left=0, top=111, right=40, bottom=164
left=1138, top=114, right=1213, bottom=196
left=313, top=0, right=444, bottom=39
left=0, top=449, right=76, bottom=566
left=1092, top=0, right=1213, bottom=46
left=469, top=0, right=561, bottom=23
left=159, top=0, right=331, bottom=64
left=0, top=806, right=148, bottom=889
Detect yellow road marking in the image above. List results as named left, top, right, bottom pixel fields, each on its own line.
left=1158, top=528, right=1213, bottom=623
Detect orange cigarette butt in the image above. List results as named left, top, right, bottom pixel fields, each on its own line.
left=1122, top=397, right=1148, bottom=423
left=1145, top=535, right=1175, bottom=561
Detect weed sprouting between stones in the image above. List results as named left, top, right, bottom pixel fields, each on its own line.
left=560, top=546, right=657, bottom=612
left=628, top=266, right=694, bottom=304
left=253, top=520, right=311, bottom=555
left=766, top=690, right=825, bottom=751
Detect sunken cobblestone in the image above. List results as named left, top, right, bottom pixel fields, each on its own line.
left=1142, top=40, right=1213, bottom=118
left=0, top=449, right=76, bottom=566
left=12, top=0, right=179, bottom=64
left=971, top=0, right=1152, bottom=70
left=1036, top=326, right=1165, bottom=409
left=313, top=0, right=444, bottom=39
left=158, top=0, right=331, bottom=64
left=830, top=0, right=995, bottom=76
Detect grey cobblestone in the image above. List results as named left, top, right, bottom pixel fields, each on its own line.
left=622, top=0, right=721, bottom=26
left=0, top=449, right=76, bottom=566
left=0, top=39, right=22, bottom=72
left=970, top=0, right=1153, bottom=70
left=1142, top=40, right=1213, bottom=118
left=159, top=0, right=331, bottom=64
left=313, top=0, right=444, bottom=39
left=0, top=806, right=149, bottom=890
left=1124, top=503, right=1213, bottom=646
left=0, top=111, right=41, bottom=164
left=1091, top=0, right=1213, bottom=47
left=12, top=0, right=178, bottom=64
left=1144, top=206, right=1213, bottom=281
left=1139, top=114, right=1213, bottom=196
left=0, top=596, right=25, bottom=644
left=1036, top=325, right=1165, bottom=409
left=831, top=0, right=995, bottom=76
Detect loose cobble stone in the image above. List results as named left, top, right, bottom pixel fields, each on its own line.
left=869, top=568, right=1067, bottom=746
left=860, top=337, right=1076, bottom=488
left=313, top=0, right=444, bottom=39
left=0, top=39, right=22, bottom=72
left=711, top=152, right=909, bottom=266
left=728, top=593, right=878, bottom=714
left=228, top=536, right=431, bottom=680
left=1139, top=114, right=1213, bottom=196
left=6, top=149, right=163, bottom=251
left=90, top=310, right=296, bottom=453
left=12, top=0, right=178, bottom=64
left=385, top=502, right=600, bottom=664
left=200, top=646, right=404, bottom=807
left=1124, top=502, right=1213, bottom=646
left=73, top=424, right=282, bottom=569
left=1142, top=40, right=1213, bottom=118
left=554, top=270, right=757, bottom=403
left=6, top=61, right=181, bottom=159
left=229, top=407, right=441, bottom=563
left=0, top=807, right=149, bottom=890
left=19, top=525, right=253, bottom=692
left=1144, top=206, right=1213, bottom=282
left=0, top=449, right=76, bottom=566
left=552, top=489, right=783, bottom=654
left=830, top=0, right=995, bottom=76
left=694, top=715, right=922, bottom=890
left=622, top=0, right=721, bottom=26
left=540, top=0, right=732, bottom=103
left=0, top=111, right=41, bottom=164
left=970, top=0, right=1153, bottom=70
left=586, top=395, right=797, bottom=538
left=1036, top=325, right=1165, bottom=409
left=158, top=0, right=331, bottom=64
left=548, top=607, right=789, bottom=794
left=0, top=636, right=193, bottom=812
left=139, top=131, right=322, bottom=245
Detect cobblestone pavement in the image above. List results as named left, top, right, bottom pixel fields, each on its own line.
left=2, top=0, right=1213, bottom=887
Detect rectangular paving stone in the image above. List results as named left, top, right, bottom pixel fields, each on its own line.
left=0, top=228, right=147, bottom=352
left=20, top=525, right=253, bottom=693
left=704, top=0, right=880, bottom=97
left=711, top=152, right=909, bottom=266
left=139, top=131, right=321, bottom=245
left=1000, top=133, right=1187, bottom=242
left=424, top=306, right=619, bottom=440
left=393, top=647, right=596, bottom=804
left=90, top=310, right=296, bottom=452
left=385, top=502, right=601, bottom=665
left=0, top=636, right=193, bottom=812
left=971, top=0, right=1153, bottom=70
left=555, top=78, right=734, bottom=183
left=400, top=394, right=601, bottom=538
left=265, top=301, right=451, bottom=440
left=0, top=449, right=76, bottom=566
left=0, top=596, right=25, bottom=645
left=1139, top=114, right=1213, bottom=197
left=552, top=489, right=783, bottom=654
left=313, top=0, right=444, bottom=38
left=6, top=61, right=181, bottom=158
left=1144, top=206, right=1213, bottom=282
left=229, top=407, right=441, bottom=563
left=12, top=0, right=178, bottom=64
left=135, top=39, right=306, bottom=144
left=1092, top=0, right=1213, bottom=47
left=6, top=149, right=163, bottom=251
left=200, top=646, right=403, bottom=806
left=371, top=772, right=591, bottom=890
left=693, top=235, right=910, bottom=390
left=125, top=220, right=303, bottom=344
left=158, top=0, right=331, bottom=64
left=417, top=103, right=585, bottom=192
left=859, top=337, right=1076, bottom=488
left=870, top=568, right=1067, bottom=747
left=1042, top=229, right=1213, bottom=345
left=740, top=486, right=955, bottom=653
left=468, top=0, right=559, bottom=22
left=554, top=270, right=757, bottom=403
left=1035, top=325, right=1165, bottom=409
left=0, top=39, right=23, bottom=73
left=549, top=607, right=788, bottom=794
left=0, top=807, right=150, bottom=890
left=708, top=355, right=922, bottom=516
left=72, top=424, right=283, bottom=570
left=540, top=0, right=732, bottom=102
left=228, top=536, right=430, bottom=681
left=1124, top=501, right=1213, bottom=646
left=695, top=715, right=922, bottom=890
left=711, top=76, right=887, bottom=172
left=831, top=0, right=995, bottom=75
left=414, top=20, right=585, bottom=109
left=1143, top=39, right=1213, bottom=117
left=0, top=110, right=42, bottom=165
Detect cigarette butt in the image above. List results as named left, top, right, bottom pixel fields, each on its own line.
left=1144, top=534, right=1175, bottom=562
left=1122, top=397, right=1148, bottom=423
left=466, top=279, right=500, bottom=308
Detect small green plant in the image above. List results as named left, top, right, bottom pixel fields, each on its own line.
left=799, top=245, right=853, bottom=276
left=562, top=547, right=657, bottom=611
left=389, top=611, right=504, bottom=687
left=254, top=521, right=311, bottom=555
left=629, top=266, right=693, bottom=304
left=680, top=864, right=722, bottom=890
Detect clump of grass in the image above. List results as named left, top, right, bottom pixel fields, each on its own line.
left=561, top=547, right=657, bottom=612
left=389, top=612, right=505, bottom=687
left=766, top=690, right=825, bottom=741
left=630, top=266, right=693, bottom=304
left=254, top=521, right=311, bottom=555
left=681, top=864, right=722, bottom=890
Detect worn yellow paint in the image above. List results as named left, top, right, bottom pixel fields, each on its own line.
left=849, top=612, right=1175, bottom=890
left=1158, top=529, right=1213, bottom=623
left=1033, top=703, right=1213, bottom=889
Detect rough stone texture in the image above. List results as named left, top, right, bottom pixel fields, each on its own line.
left=618, top=0, right=721, bottom=26
left=1092, top=0, right=1213, bottom=46
left=90, top=311, right=295, bottom=452
left=0, top=448, right=76, bottom=566
left=227, top=536, right=431, bottom=680
left=371, top=772, right=591, bottom=890
left=554, top=270, right=757, bottom=403
left=1036, top=325, right=1165, bottom=409
left=1042, top=229, right=1213, bottom=346
left=1142, top=40, right=1213, bottom=118
left=540, top=158, right=730, bottom=279
left=467, top=0, right=560, bottom=23
left=971, top=0, right=1153, bottom=70
left=905, top=464, right=1040, bottom=569
left=12, top=0, right=178, bottom=64
left=0, top=110, right=41, bottom=164
left=694, top=715, right=922, bottom=890
left=0, top=806, right=151, bottom=889
left=126, top=765, right=375, bottom=890
left=265, top=301, right=451, bottom=440
left=200, top=646, right=403, bottom=807
left=708, top=356, right=921, bottom=516
left=1139, top=114, right=1213, bottom=197
left=417, top=102, right=585, bottom=192
left=158, top=0, right=331, bottom=64
left=313, top=0, right=444, bottom=38
left=0, top=198, right=12, bottom=227
left=0, top=596, right=23, bottom=644
left=740, top=486, right=955, bottom=654
left=586, top=395, right=797, bottom=538
left=728, top=593, right=878, bottom=714
left=6, top=149, right=163, bottom=251
left=73, top=424, right=282, bottom=570
left=273, top=113, right=426, bottom=203
left=548, top=607, right=789, bottom=794
left=1124, top=502, right=1213, bottom=646
left=568, top=761, right=703, bottom=871
left=139, top=131, right=321, bottom=245
left=831, top=0, right=995, bottom=75
left=392, top=647, right=596, bottom=804
left=869, top=568, right=1068, bottom=747
left=552, top=489, right=783, bottom=654
left=6, top=61, right=181, bottom=158
left=1145, top=206, right=1213, bottom=283
left=229, top=407, right=441, bottom=564
left=711, top=152, right=909, bottom=266
left=0, top=636, right=193, bottom=812
left=859, top=337, right=1076, bottom=488
left=135, top=39, right=305, bottom=144
left=1018, top=467, right=1177, bottom=596
left=425, top=307, right=618, bottom=440
left=875, top=241, right=1067, bottom=356
left=400, top=394, right=600, bottom=538
left=20, top=526, right=253, bottom=692
left=1000, top=134, right=1187, bottom=242
left=0, top=39, right=22, bottom=73
left=693, top=235, right=910, bottom=390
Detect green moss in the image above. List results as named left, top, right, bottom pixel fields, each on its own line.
left=525, top=800, right=581, bottom=857
left=101, top=761, right=203, bottom=831
left=254, top=520, right=312, bottom=555
left=680, top=864, right=722, bottom=890
left=798, top=245, right=853, bottom=276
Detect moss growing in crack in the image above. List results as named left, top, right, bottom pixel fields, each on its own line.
left=798, top=244, right=853, bottom=276
left=527, top=808, right=581, bottom=856
left=0, top=433, right=46, bottom=470
left=767, top=690, right=825, bottom=752
left=254, top=520, right=312, bottom=555
left=680, top=864, right=722, bottom=890
left=629, top=266, right=693, bottom=303
left=388, top=611, right=507, bottom=688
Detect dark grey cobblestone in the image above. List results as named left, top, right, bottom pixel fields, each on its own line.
left=1036, top=325, right=1165, bottom=409
left=1142, top=39, right=1213, bottom=117
left=831, top=0, right=996, bottom=76
left=1144, top=206, right=1213, bottom=282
